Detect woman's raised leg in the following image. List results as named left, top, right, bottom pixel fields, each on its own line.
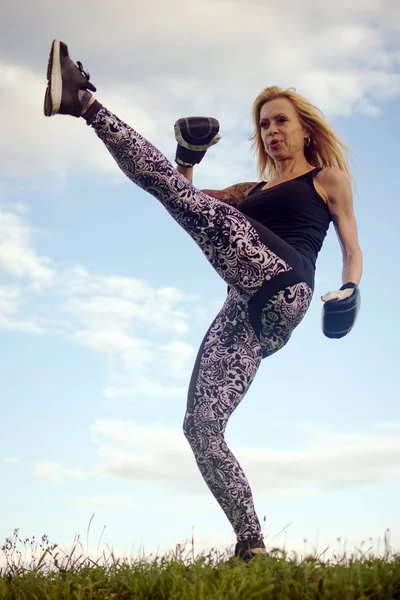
left=44, top=39, right=296, bottom=301
left=86, top=103, right=292, bottom=299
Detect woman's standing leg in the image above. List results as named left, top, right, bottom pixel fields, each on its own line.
left=183, top=280, right=313, bottom=560
left=182, top=287, right=264, bottom=544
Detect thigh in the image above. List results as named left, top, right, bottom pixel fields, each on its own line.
left=184, top=288, right=262, bottom=433
left=256, top=279, right=314, bottom=358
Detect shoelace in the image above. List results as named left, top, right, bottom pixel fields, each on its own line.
left=77, top=61, right=91, bottom=82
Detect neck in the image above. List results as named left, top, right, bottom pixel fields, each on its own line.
left=274, top=159, right=313, bottom=179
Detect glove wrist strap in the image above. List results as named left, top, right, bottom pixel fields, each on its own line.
left=340, top=282, right=357, bottom=290
left=176, top=157, right=194, bottom=168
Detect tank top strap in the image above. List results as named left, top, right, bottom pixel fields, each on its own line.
left=247, top=182, right=265, bottom=197
left=308, top=167, right=324, bottom=178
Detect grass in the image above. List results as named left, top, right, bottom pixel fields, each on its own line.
left=1, top=527, right=399, bottom=599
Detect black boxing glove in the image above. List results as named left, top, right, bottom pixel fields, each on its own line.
left=321, top=282, right=361, bottom=339
left=174, top=116, right=220, bottom=167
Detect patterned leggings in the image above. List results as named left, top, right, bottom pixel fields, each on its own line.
left=89, top=106, right=314, bottom=543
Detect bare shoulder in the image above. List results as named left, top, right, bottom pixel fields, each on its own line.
left=316, top=167, right=350, bottom=204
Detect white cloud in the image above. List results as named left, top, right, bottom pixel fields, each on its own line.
left=102, top=378, right=187, bottom=401
left=0, top=285, right=44, bottom=333
left=91, top=419, right=195, bottom=487
left=71, top=328, right=152, bottom=357
left=0, top=203, right=203, bottom=400
left=157, top=341, right=195, bottom=378
left=92, top=419, right=189, bottom=455
left=0, top=60, right=132, bottom=183
left=1, top=0, right=400, bottom=184
left=375, top=422, right=400, bottom=431
left=3, top=457, right=23, bottom=464
left=77, top=495, right=135, bottom=510
left=58, top=273, right=198, bottom=397
left=34, top=461, right=89, bottom=484
left=88, top=419, right=400, bottom=495
left=0, top=286, right=19, bottom=314
left=63, top=290, right=191, bottom=336
left=0, top=205, right=55, bottom=288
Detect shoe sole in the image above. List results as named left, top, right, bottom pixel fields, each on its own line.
left=44, top=40, right=62, bottom=116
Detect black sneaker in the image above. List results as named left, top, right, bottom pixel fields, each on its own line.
left=44, top=40, right=97, bottom=117
left=234, top=537, right=267, bottom=563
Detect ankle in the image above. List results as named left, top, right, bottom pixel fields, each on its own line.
left=81, top=99, right=102, bottom=125
left=78, top=90, right=95, bottom=116
left=250, top=547, right=267, bottom=555
left=81, top=95, right=96, bottom=115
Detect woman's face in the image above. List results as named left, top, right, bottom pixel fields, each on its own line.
left=259, top=97, right=309, bottom=161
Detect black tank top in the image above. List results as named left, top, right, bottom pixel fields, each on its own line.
left=238, top=167, right=331, bottom=266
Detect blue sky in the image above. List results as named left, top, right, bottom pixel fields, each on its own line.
left=1, top=0, right=400, bottom=564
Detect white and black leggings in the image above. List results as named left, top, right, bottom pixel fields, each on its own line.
left=87, top=106, right=314, bottom=544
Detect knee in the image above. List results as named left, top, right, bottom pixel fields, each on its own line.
left=182, top=409, right=193, bottom=441
left=182, top=411, right=224, bottom=453
left=183, top=410, right=201, bottom=445
left=182, top=413, right=189, bottom=438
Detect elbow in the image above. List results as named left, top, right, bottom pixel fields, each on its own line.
left=343, top=246, right=362, bottom=263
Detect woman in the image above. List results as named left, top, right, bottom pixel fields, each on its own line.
left=44, top=40, right=362, bottom=562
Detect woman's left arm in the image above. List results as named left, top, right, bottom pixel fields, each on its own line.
left=322, top=167, right=363, bottom=286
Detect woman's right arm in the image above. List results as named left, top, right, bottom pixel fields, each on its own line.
left=176, top=164, right=193, bottom=182
left=176, top=165, right=258, bottom=207
left=201, top=182, right=259, bottom=207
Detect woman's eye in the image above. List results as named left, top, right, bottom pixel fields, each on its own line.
left=260, top=118, right=286, bottom=128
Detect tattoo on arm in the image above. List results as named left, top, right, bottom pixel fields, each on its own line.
left=201, top=182, right=258, bottom=208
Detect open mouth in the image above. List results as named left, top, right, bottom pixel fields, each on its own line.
left=269, top=141, right=282, bottom=149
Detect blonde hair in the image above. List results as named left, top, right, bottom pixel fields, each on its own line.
left=250, top=86, right=356, bottom=190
